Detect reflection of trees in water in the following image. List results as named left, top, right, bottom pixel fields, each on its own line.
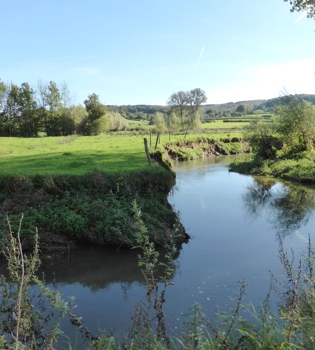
left=37, top=243, right=181, bottom=293
left=243, top=177, right=315, bottom=239
left=272, top=185, right=315, bottom=238
left=242, top=177, right=274, bottom=217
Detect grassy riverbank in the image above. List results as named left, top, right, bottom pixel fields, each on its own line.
left=0, top=135, right=189, bottom=247
left=0, top=133, right=248, bottom=249
left=0, top=168, right=185, bottom=248
left=229, top=150, right=315, bottom=183
left=228, top=96, right=315, bottom=183
left=155, top=136, right=249, bottom=163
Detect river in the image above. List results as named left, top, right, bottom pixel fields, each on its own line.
left=27, top=156, right=315, bottom=339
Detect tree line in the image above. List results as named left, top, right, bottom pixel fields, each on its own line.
left=0, top=80, right=130, bottom=137
left=0, top=82, right=208, bottom=138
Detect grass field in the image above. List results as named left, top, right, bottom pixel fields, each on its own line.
left=202, top=120, right=249, bottom=129
left=0, top=135, right=151, bottom=176
left=0, top=128, right=245, bottom=176
left=127, top=119, right=150, bottom=128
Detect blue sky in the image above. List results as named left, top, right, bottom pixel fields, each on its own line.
left=1, top=0, right=315, bottom=106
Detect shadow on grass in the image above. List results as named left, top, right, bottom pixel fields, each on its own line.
left=0, top=150, right=150, bottom=176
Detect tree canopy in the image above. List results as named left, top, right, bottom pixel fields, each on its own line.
left=245, top=96, right=315, bottom=158
left=275, top=96, right=315, bottom=151
left=167, top=88, right=207, bottom=117
left=0, top=81, right=116, bottom=137
left=284, top=0, right=315, bottom=18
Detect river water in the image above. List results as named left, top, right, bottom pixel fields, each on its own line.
left=33, top=157, right=315, bottom=338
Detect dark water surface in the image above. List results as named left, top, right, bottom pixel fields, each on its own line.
left=37, top=157, right=315, bottom=338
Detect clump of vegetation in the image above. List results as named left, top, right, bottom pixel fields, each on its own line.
left=230, top=95, right=315, bottom=183
left=0, top=168, right=185, bottom=247
left=0, top=215, right=70, bottom=348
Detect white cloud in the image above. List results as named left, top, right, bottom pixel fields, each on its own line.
left=207, top=58, right=315, bottom=103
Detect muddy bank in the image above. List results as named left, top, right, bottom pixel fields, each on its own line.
left=152, top=137, right=250, bottom=166
left=0, top=167, right=188, bottom=250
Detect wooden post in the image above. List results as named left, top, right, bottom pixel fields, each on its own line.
left=154, top=132, right=160, bottom=150
left=143, top=138, right=152, bottom=167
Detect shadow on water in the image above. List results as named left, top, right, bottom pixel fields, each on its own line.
left=0, top=243, right=183, bottom=339
left=242, top=177, right=315, bottom=240
left=37, top=244, right=181, bottom=292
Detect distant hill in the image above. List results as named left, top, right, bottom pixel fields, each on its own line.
left=107, top=94, right=315, bottom=120
left=202, top=94, right=315, bottom=113
left=106, top=104, right=168, bottom=120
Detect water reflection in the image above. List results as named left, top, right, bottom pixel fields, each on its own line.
left=243, top=177, right=315, bottom=239
left=38, top=244, right=180, bottom=292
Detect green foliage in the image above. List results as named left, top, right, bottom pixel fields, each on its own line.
left=164, top=112, right=180, bottom=134
left=153, top=112, right=166, bottom=133
left=235, top=104, right=246, bottom=113
left=275, top=97, right=315, bottom=152
left=234, top=96, right=315, bottom=181
left=107, top=111, right=129, bottom=131
left=0, top=168, right=181, bottom=246
left=84, top=93, right=107, bottom=122
left=284, top=0, right=315, bottom=18
left=0, top=215, right=70, bottom=348
left=81, top=93, right=109, bottom=135
left=230, top=152, right=315, bottom=183
left=167, top=88, right=207, bottom=120
left=244, top=117, right=281, bottom=159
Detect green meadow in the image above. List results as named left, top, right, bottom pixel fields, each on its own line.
left=0, top=135, right=151, bottom=176
left=202, top=119, right=249, bottom=129
left=0, top=130, right=246, bottom=176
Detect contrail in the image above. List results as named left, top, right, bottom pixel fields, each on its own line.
left=295, top=11, right=307, bottom=23
left=195, top=46, right=205, bottom=73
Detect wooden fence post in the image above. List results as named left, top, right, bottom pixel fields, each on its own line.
left=143, top=138, right=152, bottom=167
left=154, top=132, right=160, bottom=150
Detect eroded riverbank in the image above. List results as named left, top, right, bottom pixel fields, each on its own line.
left=0, top=167, right=187, bottom=249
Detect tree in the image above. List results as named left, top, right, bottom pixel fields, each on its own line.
left=1, top=83, right=20, bottom=136
left=275, top=96, right=315, bottom=151
left=167, top=88, right=207, bottom=118
left=186, top=88, right=207, bottom=115
left=108, top=111, right=129, bottom=131
left=153, top=112, right=166, bottom=133
left=84, top=93, right=107, bottom=122
left=82, top=93, right=108, bottom=135
left=166, top=91, right=187, bottom=118
left=166, top=88, right=207, bottom=134
left=18, top=83, right=38, bottom=137
left=284, top=0, right=315, bottom=18
left=0, top=81, right=7, bottom=115
left=236, top=104, right=246, bottom=114
left=165, top=111, right=180, bottom=139
left=244, top=118, right=280, bottom=159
